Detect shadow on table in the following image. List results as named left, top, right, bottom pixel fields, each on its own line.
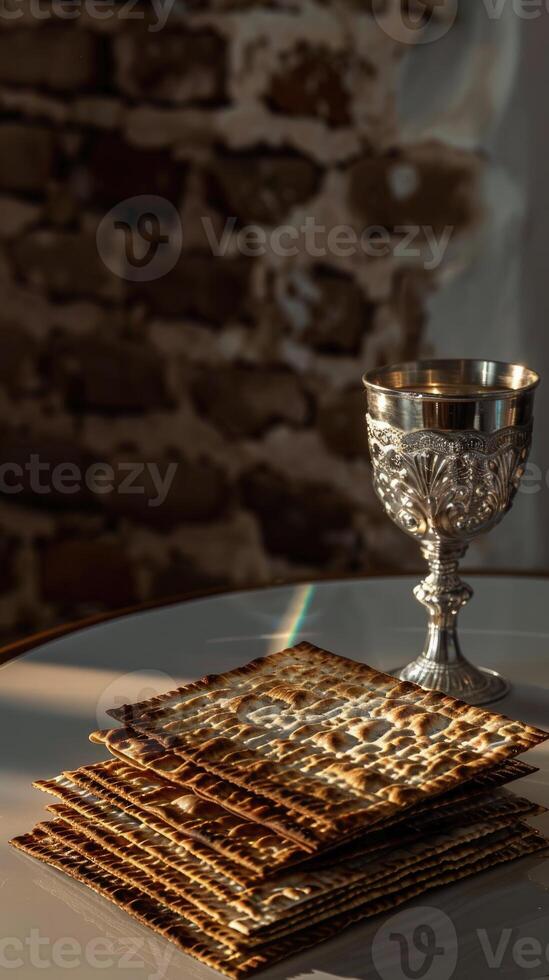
left=0, top=697, right=104, bottom=778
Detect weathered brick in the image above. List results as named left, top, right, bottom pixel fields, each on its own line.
left=241, top=466, right=353, bottom=565
left=348, top=145, right=477, bottom=234
left=0, top=535, right=16, bottom=595
left=207, top=152, right=320, bottom=226
left=85, top=132, right=184, bottom=209
left=0, top=324, right=36, bottom=393
left=153, top=511, right=269, bottom=587
left=392, top=267, right=432, bottom=358
left=268, top=43, right=352, bottom=127
left=49, top=336, right=170, bottom=414
left=0, top=27, right=101, bottom=92
left=41, top=539, right=138, bottom=608
left=124, top=105, right=210, bottom=149
left=0, top=125, right=55, bottom=194
left=193, top=367, right=308, bottom=439
left=0, top=3, right=456, bottom=643
left=152, top=555, right=227, bottom=599
left=12, top=231, right=121, bottom=300
left=318, top=388, right=368, bottom=458
left=114, top=29, right=227, bottom=103
left=0, top=433, right=96, bottom=510
left=72, top=97, right=123, bottom=130
left=300, top=266, right=374, bottom=354
left=136, top=253, right=253, bottom=323
left=103, top=456, right=230, bottom=529
left=0, top=88, right=68, bottom=124
left=45, top=183, right=81, bottom=227
left=0, top=196, right=42, bottom=238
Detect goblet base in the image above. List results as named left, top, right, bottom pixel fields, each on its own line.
left=390, top=658, right=510, bottom=706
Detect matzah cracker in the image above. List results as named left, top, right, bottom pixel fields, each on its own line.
left=61, top=760, right=306, bottom=873
left=40, top=819, right=542, bottom=951
left=90, top=725, right=538, bottom=845
left=44, top=780, right=536, bottom=921
left=37, top=818, right=527, bottom=945
left=35, top=759, right=542, bottom=880
left=42, top=804, right=542, bottom=938
left=11, top=827, right=255, bottom=975
left=37, top=819, right=248, bottom=950
left=48, top=802, right=244, bottom=908
left=34, top=774, right=254, bottom=887
left=47, top=805, right=250, bottom=914
left=11, top=826, right=548, bottom=978
left=43, top=778, right=543, bottom=914
left=13, top=820, right=542, bottom=941
left=90, top=726, right=326, bottom=847
left=107, top=642, right=548, bottom=839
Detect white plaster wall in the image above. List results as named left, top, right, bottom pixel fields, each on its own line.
left=396, top=2, right=549, bottom=569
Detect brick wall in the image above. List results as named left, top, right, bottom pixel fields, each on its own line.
left=0, top=0, right=480, bottom=641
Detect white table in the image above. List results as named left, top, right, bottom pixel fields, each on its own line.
left=2, top=576, right=549, bottom=980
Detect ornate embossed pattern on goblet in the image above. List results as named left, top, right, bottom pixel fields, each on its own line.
left=367, top=420, right=532, bottom=542
left=364, top=359, right=539, bottom=706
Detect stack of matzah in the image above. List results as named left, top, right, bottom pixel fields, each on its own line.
left=11, top=642, right=549, bottom=977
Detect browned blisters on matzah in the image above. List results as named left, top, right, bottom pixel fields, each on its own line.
left=36, top=757, right=543, bottom=886
left=387, top=757, right=537, bottom=825
left=32, top=769, right=546, bottom=936
left=38, top=820, right=247, bottom=951
left=47, top=802, right=243, bottom=909
left=32, top=763, right=546, bottom=947
left=10, top=828, right=254, bottom=976
left=47, top=805, right=260, bottom=920
left=44, top=772, right=546, bottom=878
left=230, top=823, right=544, bottom=943
left=60, top=759, right=306, bottom=873
left=10, top=826, right=548, bottom=978
left=106, top=643, right=549, bottom=840
left=90, top=725, right=328, bottom=846
left=41, top=801, right=543, bottom=939
left=90, top=725, right=538, bottom=846
left=34, top=773, right=255, bottom=886
left=42, top=779, right=543, bottom=928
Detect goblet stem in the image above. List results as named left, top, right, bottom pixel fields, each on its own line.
left=415, top=541, right=472, bottom=668
left=396, top=540, right=510, bottom=705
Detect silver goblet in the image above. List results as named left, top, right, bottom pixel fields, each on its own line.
left=364, top=359, right=539, bottom=705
